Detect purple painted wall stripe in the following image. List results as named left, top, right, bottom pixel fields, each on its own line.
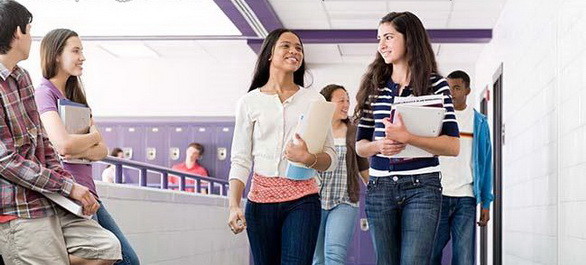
left=246, top=29, right=492, bottom=54
left=293, top=29, right=492, bottom=44
left=213, top=0, right=257, bottom=36
left=244, top=0, right=283, bottom=32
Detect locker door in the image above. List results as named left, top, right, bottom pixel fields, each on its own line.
left=98, top=123, right=121, bottom=149
left=145, top=126, right=168, bottom=184
left=214, top=122, right=234, bottom=180
left=356, top=186, right=376, bottom=264
left=168, top=125, right=190, bottom=168
left=119, top=125, right=144, bottom=184
left=94, top=124, right=121, bottom=181
left=191, top=125, right=215, bottom=178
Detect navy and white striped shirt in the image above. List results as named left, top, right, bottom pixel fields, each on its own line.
left=357, top=74, right=459, bottom=176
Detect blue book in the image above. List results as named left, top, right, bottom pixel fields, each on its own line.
left=285, top=162, right=317, bottom=181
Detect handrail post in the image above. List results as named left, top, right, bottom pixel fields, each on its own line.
left=140, top=168, right=147, bottom=187
left=180, top=176, right=186, bottom=192
left=162, top=172, right=168, bottom=189
left=196, top=179, right=201, bottom=194
left=115, top=164, right=123, bottom=184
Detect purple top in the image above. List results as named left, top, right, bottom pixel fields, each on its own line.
left=34, top=78, right=97, bottom=197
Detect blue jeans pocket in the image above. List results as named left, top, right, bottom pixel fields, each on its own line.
left=412, top=172, right=442, bottom=192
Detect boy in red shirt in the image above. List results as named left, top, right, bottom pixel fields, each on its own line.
left=170, top=143, right=209, bottom=193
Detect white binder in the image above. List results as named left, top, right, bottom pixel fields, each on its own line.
left=57, top=99, right=91, bottom=164
left=388, top=105, right=446, bottom=158
left=285, top=100, right=336, bottom=180
left=42, top=191, right=92, bottom=219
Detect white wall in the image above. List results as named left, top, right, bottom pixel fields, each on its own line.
left=95, top=182, right=249, bottom=265
left=473, top=0, right=586, bottom=264
left=20, top=40, right=257, bottom=117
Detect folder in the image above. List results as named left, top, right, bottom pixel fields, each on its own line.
left=42, top=191, right=92, bottom=219
left=57, top=99, right=91, bottom=164
left=285, top=100, right=335, bottom=180
left=58, top=99, right=91, bottom=134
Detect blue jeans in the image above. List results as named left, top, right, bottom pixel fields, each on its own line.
left=431, top=196, right=476, bottom=265
left=94, top=202, right=140, bottom=265
left=365, top=172, right=443, bottom=265
left=246, top=194, right=321, bottom=265
left=313, top=203, right=358, bottom=265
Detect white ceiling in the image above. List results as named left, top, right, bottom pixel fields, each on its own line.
left=18, top=0, right=507, bottom=73
left=269, top=0, right=507, bottom=67
left=268, top=0, right=506, bottom=29
left=19, top=0, right=240, bottom=37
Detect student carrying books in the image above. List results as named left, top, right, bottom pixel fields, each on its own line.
left=354, top=12, right=461, bottom=265
left=34, top=28, right=139, bottom=265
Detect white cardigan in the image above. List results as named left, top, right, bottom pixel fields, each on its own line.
left=229, top=88, right=337, bottom=185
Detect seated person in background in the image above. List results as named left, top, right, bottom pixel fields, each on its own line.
left=102, top=147, right=126, bottom=183
left=170, top=143, right=209, bottom=193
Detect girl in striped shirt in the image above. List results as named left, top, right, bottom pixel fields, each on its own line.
left=354, top=12, right=460, bottom=265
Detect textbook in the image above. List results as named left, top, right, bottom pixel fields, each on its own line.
left=57, top=99, right=91, bottom=164
left=42, top=191, right=92, bottom=219
left=385, top=94, right=446, bottom=158
left=285, top=100, right=336, bottom=180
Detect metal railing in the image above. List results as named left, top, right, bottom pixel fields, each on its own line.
left=100, top=156, right=229, bottom=196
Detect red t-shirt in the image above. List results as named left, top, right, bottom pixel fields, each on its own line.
left=170, top=162, right=209, bottom=192
left=0, top=215, right=17, bottom=223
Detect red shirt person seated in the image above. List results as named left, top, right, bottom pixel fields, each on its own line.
left=170, top=143, right=209, bottom=193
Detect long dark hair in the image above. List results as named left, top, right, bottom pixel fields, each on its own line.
left=40, top=28, right=89, bottom=107
left=320, top=84, right=350, bottom=124
left=354, top=12, right=438, bottom=120
left=248, top=28, right=306, bottom=92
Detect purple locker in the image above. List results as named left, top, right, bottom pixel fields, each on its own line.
left=356, top=185, right=376, bottom=265
left=119, top=125, right=144, bottom=184
left=93, top=124, right=121, bottom=181
left=168, top=125, right=190, bottom=168
left=145, top=126, right=168, bottom=184
left=213, top=123, right=234, bottom=180
left=98, top=123, right=121, bottom=150
left=190, top=125, right=215, bottom=178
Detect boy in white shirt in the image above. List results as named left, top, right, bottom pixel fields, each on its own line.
left=432, top=70, right=494, bottom=265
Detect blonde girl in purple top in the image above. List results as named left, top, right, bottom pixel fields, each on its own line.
left=35, top=28, right=140, bottom=265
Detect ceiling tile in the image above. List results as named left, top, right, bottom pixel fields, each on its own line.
left=323, top=1, right=387, bottom=12
left=339, top=44, right=378, bottom=56
left=303, top=44, right=344, bottom=64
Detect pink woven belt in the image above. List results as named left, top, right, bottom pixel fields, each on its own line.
left=247, top=173, right=318, bottom=203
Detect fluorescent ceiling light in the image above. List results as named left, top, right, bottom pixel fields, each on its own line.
left=18, top=0, right=241, bottom=37
left=100, top=42, right=159, bottom=58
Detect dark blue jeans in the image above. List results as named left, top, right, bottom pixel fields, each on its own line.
left=365, top=172, right=443, bottom=265
left=94, top=202, right=140, bottom=265
left=246, top=194, right=321, bottom=265
left=431, top=196, right=476, bottom=265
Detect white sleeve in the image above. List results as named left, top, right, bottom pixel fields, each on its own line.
left=228, top=97, right=254, bottom=185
